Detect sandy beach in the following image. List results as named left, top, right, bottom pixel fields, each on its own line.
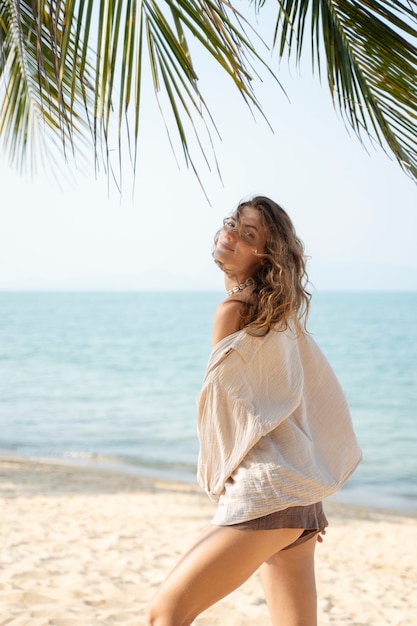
left=1, top=457, right=416, bottom=626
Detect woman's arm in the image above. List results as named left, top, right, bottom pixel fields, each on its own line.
left=212, top=300, right=242, bottom=347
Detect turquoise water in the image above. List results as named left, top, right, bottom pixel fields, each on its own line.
left=0, top=291, right=416, bottom=510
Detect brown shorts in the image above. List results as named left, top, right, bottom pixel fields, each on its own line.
left=226, top=502, right=328, bottom=551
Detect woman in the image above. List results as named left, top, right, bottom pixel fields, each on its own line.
left=147, top=196, right=362, bottom=626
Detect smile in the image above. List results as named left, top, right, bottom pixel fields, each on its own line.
left=218, top=241, right=234, bottom=252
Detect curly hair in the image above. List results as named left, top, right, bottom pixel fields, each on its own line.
left=216, top=196, right=312, bottom=335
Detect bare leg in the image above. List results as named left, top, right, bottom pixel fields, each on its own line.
left=259, top=535, right=318, bottom=626
left=146, top=525, right=303, bottom=626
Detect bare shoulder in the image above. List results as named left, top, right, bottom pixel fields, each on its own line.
left=212, top=299, right=242, bottom=346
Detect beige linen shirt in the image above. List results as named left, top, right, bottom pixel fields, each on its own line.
left=197, top=324, right=362, bottom=525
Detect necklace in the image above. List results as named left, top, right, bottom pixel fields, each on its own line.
left=226, top=277, right=254, bottom=297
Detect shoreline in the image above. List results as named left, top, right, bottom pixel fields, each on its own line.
left=1, top=451, right=416, bottom=515
left=1, top=453, right=416, bottom=520
left=1, top=455, right=417, bottom=625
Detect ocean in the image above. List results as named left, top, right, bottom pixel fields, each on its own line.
left=1, top=291, right=416, bottom=511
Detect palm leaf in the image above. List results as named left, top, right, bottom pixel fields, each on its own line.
left=2, top=0, right=417, bottom=184
left=0, top=0, right=93, bottom=173
left=269, top=0, right=417, bottom=179
left=1, top=0, right=276, bottom=182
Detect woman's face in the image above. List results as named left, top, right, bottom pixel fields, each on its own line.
left=214, top=206, right=267, bottom=278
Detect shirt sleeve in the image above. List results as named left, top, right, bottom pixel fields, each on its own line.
left=197, top=334, right=304, bottom=500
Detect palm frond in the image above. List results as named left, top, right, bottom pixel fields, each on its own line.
left=272, top=0, right=417, bottom=180
left=1, top=0, right=278, bottom=184
left=0, top=0, right=93, bottom=174
left=92, top=0, right=278, bottom=178
left=2, top=0, right=417, bottom=185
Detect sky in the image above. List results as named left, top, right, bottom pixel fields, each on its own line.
left=1, top=19, right=416, bottom=293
